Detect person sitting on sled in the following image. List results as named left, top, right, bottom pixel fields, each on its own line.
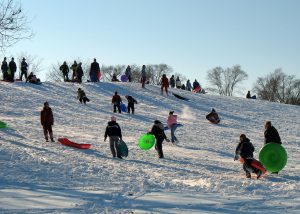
left=206, top=108, right=220, bottom=124
left=234, top=134, right=262, bottom=179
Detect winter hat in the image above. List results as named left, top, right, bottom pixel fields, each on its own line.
left=44, top=101, right=49, bottom=106
left=169, top=111, right=174, bottom=115
left=111, top=116, right=117, bottom=122
left=154, top=120, right=161, bottom=124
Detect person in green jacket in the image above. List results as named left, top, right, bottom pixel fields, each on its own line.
left=77, top=88, right=90, bottom=104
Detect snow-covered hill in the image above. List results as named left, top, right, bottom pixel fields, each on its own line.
left=0, top=81, right=299, bottom=214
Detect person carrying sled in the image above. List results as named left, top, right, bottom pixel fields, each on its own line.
left=40, top=102, right=55, bottom=142
left=193, top=79, right=200, bottom=91
left=112, top=91, right=122, bottom=113
left=264, top=121, right=282, bottom=145
left=20, top=58, right=28, bottom=81
left=206, top=108, right=220, bottom=124
left=160, top=74, right=169, bottom=95
left=77, top=88, right=90, bottom=104
left=167, top=111, right=179, bottom=144
left=125, top=95, right=137, bottom=114
left=234, top=134, right=262, bottom=179
left=149, top=120, right=170, bottom=158
left=104, top=116, right=123, bottom=159
left=60, top=61, right=69, bottom=82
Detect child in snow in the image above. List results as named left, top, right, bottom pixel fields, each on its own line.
left=206, top=108, right=220, bottom=124
left=167, top=111, right=179, bottom=144
left=40, top=102, right=55, bottom=142
left=104, top=116, right=123, bottom=159
left=77, top=88, right=90, bottom=104
left=234, top=134, right=262, bottom=179
left=125, top=95, right=137, bottom=114
left=160, top=74, right=169, bottom=95
left=149, top=120, right=170, bottom=158
left=264, top=121, right=282, bottom=145
left=112, top=91, right=122, bottom=113
left=26, top=72, right=41, bottom=84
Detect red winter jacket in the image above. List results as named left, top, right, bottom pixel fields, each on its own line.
left=161, top=77, right=169, bottom=87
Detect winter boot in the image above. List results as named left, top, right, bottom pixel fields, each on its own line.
left=51, top=138, right=55, bottom=142
left=256, top=170, right=262, bottom=179
left=246, top=172, right=251, bottom=178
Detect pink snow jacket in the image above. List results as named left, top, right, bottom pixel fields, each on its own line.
left=167, top=115, right=177, bottom=128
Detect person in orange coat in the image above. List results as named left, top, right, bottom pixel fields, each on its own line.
left=160, top=74, right=169, bottom=95
left=112, top=91, right=122, bottom=113
left=40, top=102, right=54, bottom=142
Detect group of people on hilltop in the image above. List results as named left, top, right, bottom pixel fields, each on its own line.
left=1, top=57, right=40, bottom=84
left=59, top=59, right=100, bottom=83
left=169, top=75, right=203, bottom=93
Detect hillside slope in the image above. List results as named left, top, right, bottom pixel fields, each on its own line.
left=0, top=81, right=299, bottom=213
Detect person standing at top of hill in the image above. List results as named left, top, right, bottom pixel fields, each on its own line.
left=41, top=102, right=55, bottom=142
left=60, top=61, right=69, bottom=82
left=141, top=65, right=147, bottom=88
left=186, top=80, right=192, bottom=91
left=112, top=91, right=122, bottom=113
left=149, top=120, right=170, bottom=158
left=90, top=58, right=100, bottom=82
left=70, top=60, right=78, bottom=81
left=175, top=76, right=181, bottom=89
left=20, top=58, right=28, bottom=81
left=193, top=79, right=200, bottom=90
left=264, top=121, right=281, bottom=145
left=234, top=134, right=262, bottom=179
left=246, top=91, right=251, bottom=99
left=76, top=62, right=83, bottom=83
left=160, top=74, right=169, bottom=95
left=169, top=75, right=175, bottom=88
left=1, top=57, right=8, bottom=81
left=8, top=57, right=17, bottom=82
left=125, top=95, right=137, bottom=114
left=104, top=116, right=123, bottom=159
left=125, top=65, right=132, bottom=82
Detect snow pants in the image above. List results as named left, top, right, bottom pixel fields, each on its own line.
left=109, top=136, right=121, bottom=158
left=155, top=136, right=164, bottom=158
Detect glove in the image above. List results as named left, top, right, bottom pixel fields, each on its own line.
left=165, top=138, right=170, bottom=142
left=234, top=154, right=239, bottom=161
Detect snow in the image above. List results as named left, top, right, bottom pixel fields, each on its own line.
left=0, top=81, right=299, bottom=213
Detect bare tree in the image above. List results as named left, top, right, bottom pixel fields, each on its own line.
left=253, top=69, right=300, bottom=105
left=147, top=64, right=173, bottom=85
left=0, top=0, right=32, bottom=50
left=207, top=65, right=248, bottom=96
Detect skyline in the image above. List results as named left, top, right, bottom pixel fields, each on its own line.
left=3, top=0, right=300, bottom=95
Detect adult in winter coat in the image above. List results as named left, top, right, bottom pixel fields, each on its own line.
left=234, top=134, right=262, bottom=179
left=90, top=58, right=100, bottom=82
left=60, top=61, right=69, bottom=82
left=71, top=60, right=78, bottom=81
left=149, top=120, right=170, bottom=158
left=20, top=58, right=28, bottom=81
left=141, top=65, right=147, bottom=88
left=104, top=116, right=123, bottom=159
left=175, top=76, right=181, bottom=89
left=160, top=74, right=169, bottom=95
left=193, top=79, right=200, bottom=90
left=1, top=57, right=8, bottom=80
left=264, top=121, right=281, bottom=145
left=125, top=95, right=137, bottom=114
left=8, top=57, right=17, bottom=82
left=169, top=75, right=175, bottom=88
left=125, top=65, right=132, bottom=82
left=186, top=80, right=192, bottom=91
left=77, top=88, right=90, bottom=104
left=246, top=91, right=251, bottom=99
left=206, top=108, right=220, bottom=124
left=112, top=91, right=122, bottom=113
left=167, top=111, right=179, bottom=144
left=76, top=63, right=83, bottom=83
left=40, top=102, right=55, bottom=142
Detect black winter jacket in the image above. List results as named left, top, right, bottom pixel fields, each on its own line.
left=150, top=122, right=167, bottom=139
left=264, top=126, right=281, bottom=144
left=104, top=121, right=122, bottom=138
left=235, top=138, right=254, bottom=159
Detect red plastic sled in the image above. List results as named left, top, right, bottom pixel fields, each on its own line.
left=240, top=158, right=267, bottom=174
left=58, top=138, right=91, bottom=149
left=192, top=86, right=201, bottom=93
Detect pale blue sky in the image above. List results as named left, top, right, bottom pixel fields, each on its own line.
left=6, top=0, right=300, bottom=93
